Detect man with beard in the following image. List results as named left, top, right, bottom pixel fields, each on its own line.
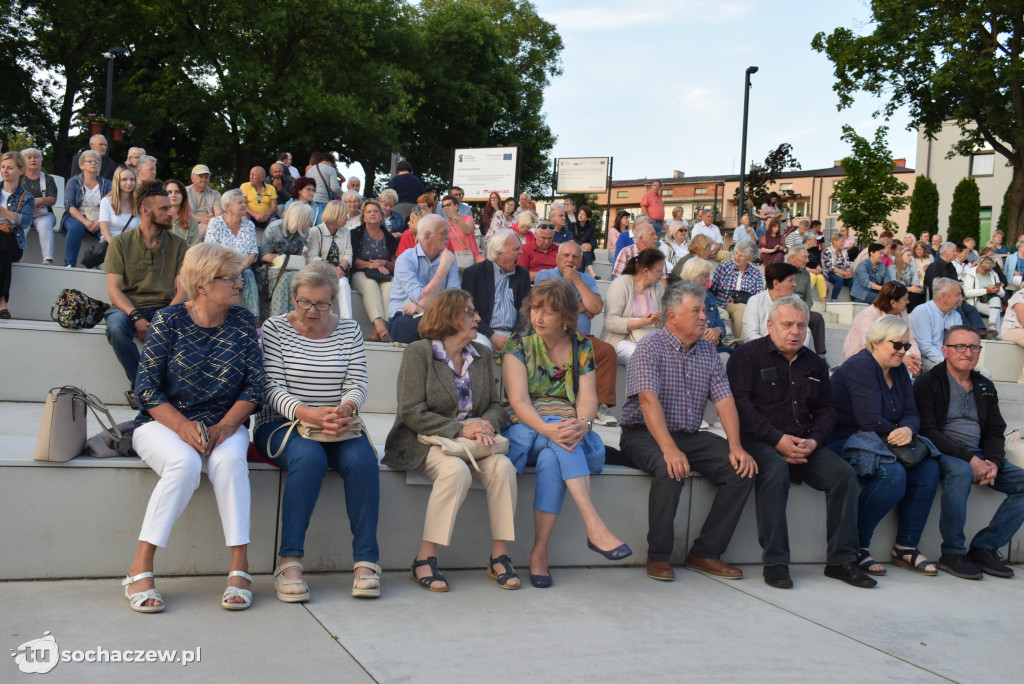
left=104, top=180, right=189, bottom=405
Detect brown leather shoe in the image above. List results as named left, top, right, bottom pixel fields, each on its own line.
left=684, top=553, right=743, bottom=579
left=646, top=560, right=675, bottom=581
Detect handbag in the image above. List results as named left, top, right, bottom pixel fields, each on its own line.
left=266, top=414, right=365, bottom=459
left=888, top=438, right=929, bottom=468
left=271, top=253, right=305, bottom=271
left=449, top=224, right=477, bottom=271
left=1005, top=428, right=1024, bottom=469
left=34, top=386, right=122, bottom=462
left=361, top=267, right=392, bottom=283
left=729, top=289, right=753, bottom=305
left=50, top=288, right=110, bottom=329
left=417, top=433, right=510, bottom=472
left=80, top=240, right=109, bottom=269
left=629, top=327, right=657, bottom=344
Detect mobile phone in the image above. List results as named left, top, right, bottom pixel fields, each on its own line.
left=197, top=422, right=209, bottom=449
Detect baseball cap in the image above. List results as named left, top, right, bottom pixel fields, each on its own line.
left=191, top=164, right=211, bottom=175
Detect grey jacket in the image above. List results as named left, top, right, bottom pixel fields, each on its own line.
left=383, top=340, right=506, bottom=471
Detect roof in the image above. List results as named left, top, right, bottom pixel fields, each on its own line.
left=610, top=164, right=915, bottom=188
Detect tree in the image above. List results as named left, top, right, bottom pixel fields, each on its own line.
left=831, top=125, right=909, bottom=245
left=907, top=176, right=939, bottom=239
left=812, top=1, right=1024, bottom=242
left=948, top=177, right=981, bottom=245
left=733, top=143, right=801, bottom=215
left=996, top=180, right=1012, bottom=236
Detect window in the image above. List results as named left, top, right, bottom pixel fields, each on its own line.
left=789, top=201, right=809, bottom=218
left=616, top=190, right=628, bottom=198
left=829, top=198, right=842, bottom=215
left=662, top=188, right=673, bottom=197
left=694, top=187, right=708, bottom=195
left=980, top=206, right=993, bottom=241
left=971, top=153, right=995, bottom=177
left=779, top=183, right=793, bottom=191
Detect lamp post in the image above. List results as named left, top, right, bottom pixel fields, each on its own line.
left=102, top=47, right=129, bottom=121
left=737, top=66, right=758, bottom=223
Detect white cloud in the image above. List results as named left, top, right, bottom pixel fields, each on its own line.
left=545, top=1, right=754, bottom=32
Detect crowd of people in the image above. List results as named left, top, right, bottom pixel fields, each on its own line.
left=1, top=142, right=1021, bottom=613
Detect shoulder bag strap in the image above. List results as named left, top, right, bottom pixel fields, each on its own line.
left=572, top=335, right=580, bottom=400
left=77, top=389, right=123, bottom=440
left=267, top=419, right=300, bottom=459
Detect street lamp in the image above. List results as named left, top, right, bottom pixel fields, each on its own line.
left=737, top=66, right=758, bottom=224
left=102, top=47, right=129, bottom=121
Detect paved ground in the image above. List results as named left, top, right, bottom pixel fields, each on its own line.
left=3, top=565, right=1022, bottom=683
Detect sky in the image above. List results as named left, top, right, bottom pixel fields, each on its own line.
left=344, top=0, right=920, bottom=187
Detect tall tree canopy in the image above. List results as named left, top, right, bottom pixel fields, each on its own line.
left=812, top=0, right=1024, bottom=240
left=831, top=125, right=909, bottom=244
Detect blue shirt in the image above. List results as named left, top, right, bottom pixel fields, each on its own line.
left=851, top=259, right=889, bottom=301
left=389, top=243, right=461, bottom=317
left=490, top=265, right=518, bottom=331
left=909, top=301, right=963, bottom=362
left=614, top=231, right=635, bottom=263
left=534, top=267, right=600, bottom=335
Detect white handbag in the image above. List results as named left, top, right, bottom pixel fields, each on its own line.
left=1004, top=428, right=1024, bottom=469
left=417, top=434, right=509, bottom=472
left=34, top=386, right=122, bottom=462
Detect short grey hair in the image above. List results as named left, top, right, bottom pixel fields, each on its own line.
left=89, top=134, right=107, bottom=146
left=418, top=213, right=448, bottom=242
left=634, top=215, right=653, bottom=228
left=933, top=277, right=960, bottom=297
left=940, top=241, right=956, bottom=255
left=487, top=228, right=519, bottom=260
left=127, top=146, right=146, bottom=159
left=733, top=240, right=758, bottom=260
left=20, top=147, right=41, bottom=160
left=78, top=150, right=101, bottom=167
left=379, top=189, right=398, bottom=204
left=768, top=295, right=809, bottom=322
left=786, top=247, right=808, bottom=263
left=557, top=240, right=583, bottom=257
left=661, top=281, right=705, bottom=320
left=664, top=220, right=688, bottom=242
left=679, top=258, right=715, bottom=283
left=221, top=188, right=245, bottom=206
left=291, top=260, right=339, bottom=300
left=977, top=255, right=997, bottom=270
left=282, top=201, right=313, bottom=235
left=342, top=190, right=361, bottom=204
left=137, top=155, right=157, bottom=170
left=865, top=314, right=911, bottom=352
left=803, top=232, right=818, bottom=246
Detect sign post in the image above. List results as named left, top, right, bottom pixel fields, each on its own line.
left=450, top=146, right=520, bottom=201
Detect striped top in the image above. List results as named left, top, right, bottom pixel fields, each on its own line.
left=255, top=314, right=368, bottom=429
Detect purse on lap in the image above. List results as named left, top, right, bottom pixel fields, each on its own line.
left=34, top=386, right=122, bottom=462
left=266, top=414, right=365, bottom=459
left=417, top=433, right=509, bottom=472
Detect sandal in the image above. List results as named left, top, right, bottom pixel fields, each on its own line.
left=274, top=561, right=309, bottom=603
left=857, top=548, right=887, bottom=576
left=352, top=561, right=382, bottom=598
left=892, top=546, right=937, bottom=576
left=487, top=554, right=520, bottom=590
left=410, top=556, right=448, bottom=592
left=122, top=571, right=165, bottom=613
left=221, top=570, right=253, bottom=610
left=380, top=332, right=392, bottom=343
left=367, top=330, right=382, bottom=342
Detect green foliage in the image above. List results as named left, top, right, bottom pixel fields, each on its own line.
left=907, top=176, right=939, bottom=239
left=831, top=125, right=909, bottom=244
left=996, top=181, right=1012, bottom=236
left=811, top=0, right=1024, bottom=242
left=734, top=143, right=801, bottom=212
left=948, top=177, right=981, bottom=245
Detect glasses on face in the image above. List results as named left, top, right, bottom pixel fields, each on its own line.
left=82, top=159, right=99, bottom=165
left=295, top=298, right=334, bottom=312
left=944, top=343, right=982, bottom=354
left=888, top=340, right=912, bottom=352
left=465, top=306, right=477, bottom=316
left=441, top=202, right=454, bottom=209
left=213, top=272, right=244, bottom=284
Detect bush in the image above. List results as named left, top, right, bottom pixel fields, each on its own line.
left=995, top=180, right=1012, bottom=237
left=947, top=177, right=981, bottom=245
left=907, top=176, right=939, bottom=239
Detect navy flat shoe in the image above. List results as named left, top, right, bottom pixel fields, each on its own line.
left=530, top=573, right=552, bottom=588
left=587, top=538, right=633, bottom=560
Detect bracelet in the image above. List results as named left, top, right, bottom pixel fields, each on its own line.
left=129, top=310, right=144, bottom=323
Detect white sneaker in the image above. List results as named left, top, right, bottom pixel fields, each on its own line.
left=594, top=405, right=618, bottom=426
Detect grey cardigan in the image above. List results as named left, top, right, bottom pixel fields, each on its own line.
left=383, top=340, right=507, bottom=471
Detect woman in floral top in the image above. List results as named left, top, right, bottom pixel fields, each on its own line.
left=204, top=189, right=259, bottom=316
left=823, top=232, right=855, bottom=301
left=500, top=279, right=632, bottom=588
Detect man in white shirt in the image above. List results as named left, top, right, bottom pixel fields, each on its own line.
left=278, top=152, right=300, bottom=179
left=692, top=210, right=726, bottom=261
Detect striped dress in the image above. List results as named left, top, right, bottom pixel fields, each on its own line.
left=254, top=314, right=368, bottom=429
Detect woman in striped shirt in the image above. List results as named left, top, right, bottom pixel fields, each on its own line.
left=254, top=261, right=381, bottom=602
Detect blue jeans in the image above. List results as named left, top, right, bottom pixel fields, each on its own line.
left=388, top=313, right=422, bottom=344
left=650, top=220, right=664, bottom=237
left=255, top=420, right=380, bottom=561
left=827, top=272, right=853, bottom=300
left=105, top=307, right=160, bottom=388
left=957, top=302, right=985, bottom=331
left=504, top=418, right=605, bottom=514
left=241, top=268, right=259, bottom=317
left=937, top=454, right=1024, bottom=555
left=63, top=216, right=95, bottom=267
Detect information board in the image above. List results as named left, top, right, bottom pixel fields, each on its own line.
left=451, top=147, right=519, bottom=201
left=556, top=157, right=610, bottom=193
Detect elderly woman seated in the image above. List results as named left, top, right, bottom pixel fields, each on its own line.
left=601, top=248, right=666, bottom=364
left=501, top=279, right=631, bottom=587
left=659, top=220, right=689, bottom=270
left=383, top=289, right=519, bottom=592
left=708, top=240, right=763, bottom=340
left=678, top=257, right=733, bottom=356
left=843, top=282, right=922, bottom=375
left=828, top=315, right=940, bottom=578
left=61, top=149, right=112, bottom=268
left=204, top=188, right=260, bottom=317
left=284, top=177, right=324, bottom=226
left=255, top=261, right=381, bottom=601
left=668, top=233, right=715, bottom=284
left=260, top=202, right=312, bottom=317
left=306, top=200, right=355, bottom=319
left=122, top=243, right=265, bottom=612
left=962, top=255, right=1005, bottom=336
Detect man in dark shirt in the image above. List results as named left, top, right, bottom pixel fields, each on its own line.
left=914, top=326, right=1024, bottom=579
left=386, top=160, right=424, bottom=222
left=727, top=295, right=875, bottom=589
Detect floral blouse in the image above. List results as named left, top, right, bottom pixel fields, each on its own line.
left=431, top=340, right=479, bottom=420
left=498, top=332, right=595, bottom=404
left=205, top=215, right=258, bottom=255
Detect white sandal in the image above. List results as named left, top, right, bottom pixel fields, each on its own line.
left=274, top=561, right=310, bottom=603
left=122, top=571, right=165, bottom=613
left=352, top=561, right=382, bottom=598
left=221, top=570, right=253, bottom=610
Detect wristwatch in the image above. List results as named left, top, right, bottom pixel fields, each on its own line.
left=129, top=310, right=144, bottom=324
left=582, top=418, right=594, bottom=431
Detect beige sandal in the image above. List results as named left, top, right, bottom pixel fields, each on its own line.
left=274, top=561, right=310, bottom=603
left=123, top=571, right=165, bottom=613
left=352, top=561, right=382, bottom=598
left=221, top=570, right=254, bottom=610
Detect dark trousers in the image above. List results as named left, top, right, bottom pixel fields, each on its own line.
left=745, top=440, right=859, bottom=566
left=808, top=311, right=826, bottom=354
left=621, top=426, right=754, bottom=562
left=958, top=302, right=986, bottom=331
left=388, top=313, right=422, bottom=344
left=0, top=230, right=23, bottom=301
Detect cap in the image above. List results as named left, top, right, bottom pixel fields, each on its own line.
left=191, top=164, right=211, bottom=175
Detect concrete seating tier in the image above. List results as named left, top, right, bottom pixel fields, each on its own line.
left=978, top=339, right=1024, bottom=383
left=1, top=415, right=1015, bottom=580
left=826, top=301, right=869, bottom=326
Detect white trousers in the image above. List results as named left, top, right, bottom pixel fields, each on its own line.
left=27, top=212, right=56, bottom=260
left=133, top=421, right=252, bottom=548
left=615, top=339, right=637, bottom=365
left=337, top=276, right=353, bottom=319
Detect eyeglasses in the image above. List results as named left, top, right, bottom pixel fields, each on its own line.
left=441, top=202, right=454, bottom=208
left=295, top=298, right=333, bottom=312
left=888, top=340, right=913, bottom=352
left=465, top=306, right=477, bottom=316
left=944, top=343, right=982, bottom=354
left=213, top=273, right=244, bottom=284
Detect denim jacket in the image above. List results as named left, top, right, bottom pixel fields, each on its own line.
left=3, top=184, right=35, bottom=249
left=60, top=174, right=112, bottom=232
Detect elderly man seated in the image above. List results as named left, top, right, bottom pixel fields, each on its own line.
left=269, top=162, right=294, bottom=208
left=517, top=219, right=558, bottom=281
left=909, top=277, right=963, bottom=371
left=914, top=326, right=1024, bottom=580
left=388, top=214, right=460, bottom=344
left=787, top=247, right=827, bottom=355
left=240, top=166, right=278, bottom=229
left=612, top=220, right=670, bottom=288
left=136, top=155, right=158, bottom=183
left=187, top=164, right=222, bottom=236
left=461, top=228, right=530, bottom=350
left=742, top=262, right=813, bottom=349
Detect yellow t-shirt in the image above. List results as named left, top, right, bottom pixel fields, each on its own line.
left=240, top=182, right=277, bottom=213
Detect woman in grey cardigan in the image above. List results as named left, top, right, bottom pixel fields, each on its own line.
left=383, top=289, right=518, bottom=592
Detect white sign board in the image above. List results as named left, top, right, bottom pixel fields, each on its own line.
left=556, top=157, right=610, bottom=194
left=451, top=147, right=519, bottom=201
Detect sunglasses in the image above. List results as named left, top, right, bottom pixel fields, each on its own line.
left=889, top=340, right=912, bottom=352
